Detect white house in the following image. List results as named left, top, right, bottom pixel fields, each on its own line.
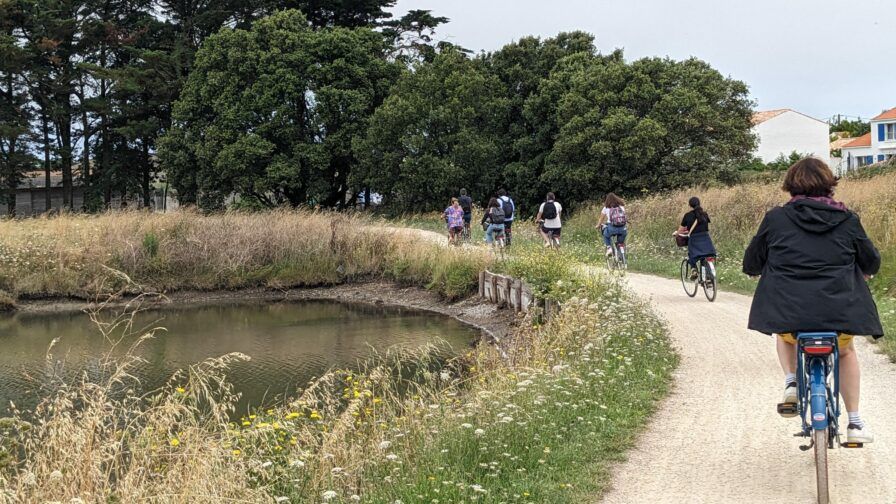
left=751, top=109, right=830, bottom=167
left=841, top=106, right=896, bottom=172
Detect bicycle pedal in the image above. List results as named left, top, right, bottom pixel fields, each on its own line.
left=777, top=403, right=798, bottom=417
left=840, top=442, right=864, bottom=448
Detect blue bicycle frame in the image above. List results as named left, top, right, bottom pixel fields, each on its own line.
left=795, top=332, right=840, bottom=446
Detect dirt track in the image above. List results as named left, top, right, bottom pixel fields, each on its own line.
left=601, top=272, right=896, bottom=504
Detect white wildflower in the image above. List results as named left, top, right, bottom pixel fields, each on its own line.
left=322, top=490, right=338, bottom=501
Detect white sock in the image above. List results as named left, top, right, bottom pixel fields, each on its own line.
left=848, top=412, right=865, bottom=429
left=784, top=373, right=796, bottom=387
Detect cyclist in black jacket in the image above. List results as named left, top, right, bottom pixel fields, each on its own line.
left=743, top=158, right=882, bottom=444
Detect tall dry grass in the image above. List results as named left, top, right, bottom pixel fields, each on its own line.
left=0, top=209, right=493, bottom=301
left=567, top=171, right=896, bottom=294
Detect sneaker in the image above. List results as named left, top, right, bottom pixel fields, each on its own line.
left=782, top=383, right=797, bottom=404
left=606, top=246, right=614, bottom=256
left=688, top=268, right=698, bottom=281
left=847, top=424, right=874, bottom=444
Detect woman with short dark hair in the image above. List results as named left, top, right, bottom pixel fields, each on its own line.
left=743, top=157, right=882, bottom=444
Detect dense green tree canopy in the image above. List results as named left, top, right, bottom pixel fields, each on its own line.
left=356, top=35, right=755, bottom=213
left=353, top=49, right=506, bottom=211
left=160, top=10, right=400, bottom=209
left=541, top=56, right=755, bottom=204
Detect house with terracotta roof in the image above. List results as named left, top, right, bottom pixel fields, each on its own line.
left=841, top=107, right=896, bottom=171
left=751, top=109, right=830, bottom=167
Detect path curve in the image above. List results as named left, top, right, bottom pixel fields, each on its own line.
left=601, top=272, right=896, bottom=504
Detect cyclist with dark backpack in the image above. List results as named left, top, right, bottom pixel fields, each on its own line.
left=596, top=193, right=627, bottom=256
left=535, top=192, right=562, bottom=247
left=481, top=197, right=506, bottom=245
left=497, top=188, right=515, bottom=246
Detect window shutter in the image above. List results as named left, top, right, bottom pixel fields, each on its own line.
left=880, top=124, right=886, bottom=142
left=866, top=155, right=874, bottom=165
left=879, top=155, right=886, bottom=162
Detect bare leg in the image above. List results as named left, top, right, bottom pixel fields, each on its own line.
left=776, top=336, right=797, bottom=375
left=839, top=342, right=860, bottom=412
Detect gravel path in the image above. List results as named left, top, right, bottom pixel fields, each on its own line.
left=600, top=272, right=896, bottom=504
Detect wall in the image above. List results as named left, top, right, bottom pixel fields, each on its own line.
left=753, top=111, right=831, bottom=166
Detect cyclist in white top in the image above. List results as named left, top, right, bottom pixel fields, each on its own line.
left=535, top=192, right=562, bottom=247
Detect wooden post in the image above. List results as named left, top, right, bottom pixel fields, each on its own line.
left=479, top=270, right=485, bottom=298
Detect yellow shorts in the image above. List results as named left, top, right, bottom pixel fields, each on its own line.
left=778, top=332, right=853, bottom=348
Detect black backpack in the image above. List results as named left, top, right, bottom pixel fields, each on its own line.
left=500, top=197, right=514, bottom=220
left=541, top=201, right=557, bottom=220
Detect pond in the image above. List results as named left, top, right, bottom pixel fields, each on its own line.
left=0, top=300, right=479, bottom=417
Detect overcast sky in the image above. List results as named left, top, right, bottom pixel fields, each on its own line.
left=390, top=0, right=893, bottom=122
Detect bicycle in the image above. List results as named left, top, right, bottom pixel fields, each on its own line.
left=538, top=221, right=561, bottom=249
left=776, top=333, right=862, bottom=504
left=679, top=255, right=717, bottom=301
left=602, top=227, right=627, bottom=273
left=461, top=224, right=471, bottom=244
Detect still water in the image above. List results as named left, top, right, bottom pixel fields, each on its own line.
left=0, top=300, right=478, bottom=416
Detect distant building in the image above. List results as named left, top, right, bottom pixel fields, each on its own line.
left=1, top=170, right=177, bottom=217
left=841, top=106, right=896, bottom=172
left=751, top=109, right=830, bottom=167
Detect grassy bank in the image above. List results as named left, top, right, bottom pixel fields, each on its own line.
left=0, top=210, right=492, bottom=302
left=565, top=172, right=896, bottom=360
left=0, top=211, right=677, bottom=503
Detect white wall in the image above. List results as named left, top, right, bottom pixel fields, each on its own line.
left=753, top=110, right=830, bottom=166
left=841, top=147, right=875, bottom=172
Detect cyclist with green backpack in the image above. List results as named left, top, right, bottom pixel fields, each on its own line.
left=596, top=193, right=627, bottom=256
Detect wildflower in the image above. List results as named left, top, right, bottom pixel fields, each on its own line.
left=461, top=423, right=473, bottom=429
left=169, top=438, right=180, bottom=447
left=285, top=412, right=300, bottom=420
left=379, top=440, right=392, bottom=450
left=350, top=496, right=361, bottom=502
left=175, top=387, right=186, bottom=394
left=49, top=470, right=63, bottom=481
left=275, top=497, right=289, bottom=503
left=474, top=429, right=485, bottom=436
left=322, top=490, right=338, bottom=501
left=310, top=410, right=322, bottom=420
left=290, top=459, right=305, bottom=468
left=242, top=420, right=251, bottom=426
left=232, top=449, right=242, bottom=456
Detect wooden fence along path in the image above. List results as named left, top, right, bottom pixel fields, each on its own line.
left=478, top=270, right=559, bottom=320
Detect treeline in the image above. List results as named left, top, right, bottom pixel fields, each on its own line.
left=0, top=0, right=439, bottom=215
left=2, top=2, right=756, bottom=216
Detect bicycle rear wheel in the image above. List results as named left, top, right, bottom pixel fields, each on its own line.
left=680, top=259, right=697, bottom=297
left=702, top=262, right=717, bottom=302
left=813, top=428, right=829, bottom=504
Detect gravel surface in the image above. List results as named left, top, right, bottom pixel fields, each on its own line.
left=600, top=272, right=896, bottom=504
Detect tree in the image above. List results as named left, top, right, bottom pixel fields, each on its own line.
left=353, top=49, right=506, bottom=211
left=482, top=32, right=602, bottom=212
left=541, top=56, right=756, bottom=205
left=829, top=117, right=869, bottom=138
left=381, top=9, right=451, bottom=63
left=0, top=3, right=34, bottom=215
left=159, top=9, right=400, bottom=209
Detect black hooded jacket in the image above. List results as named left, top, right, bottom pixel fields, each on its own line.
left=743, top=199, right=883, bottom=338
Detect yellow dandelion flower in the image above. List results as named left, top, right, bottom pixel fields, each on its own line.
left=169, top=438, right=180, bottom=447
left=242, top=421, right=251, bottom=427
left=175, top=387, right=186, bottom=394
left=309, top=411, right=321, bottom=420
left=232, top=449, right=241, bottom=456
left=249, top=414, right=257, bottom=419
left=285, top=412, right=300, bottom=420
